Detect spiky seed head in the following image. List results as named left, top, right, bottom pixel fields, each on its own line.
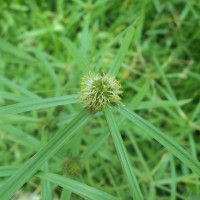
left=64, top=157, right=82, bottom=177
left=80, top=72, right=123, bottom=112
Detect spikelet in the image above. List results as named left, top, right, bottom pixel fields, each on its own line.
left=80, top=72, right=123, bottom=112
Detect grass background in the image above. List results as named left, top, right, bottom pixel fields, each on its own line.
left=0, top=0, right=200, bottom=199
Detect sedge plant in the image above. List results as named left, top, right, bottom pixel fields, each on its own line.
left=0, top=24, right=200, bottom=200
left=0, top=2, right=200, bottom=199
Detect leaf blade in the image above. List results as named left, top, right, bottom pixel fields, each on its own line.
left=0, top=75, right=40, bottom=99
left=118, top=104, right=200, bottom=176
left=37, top=172, right=117, bottom=200
left=109, top=23, right=136, bottom=76
left=60, top=37, right=90, bottom=72
left=0, top=110, right=91, bottom=200
left=0, top=95, right=78, bottom=116
left=104, top=107, right=143, bottom=200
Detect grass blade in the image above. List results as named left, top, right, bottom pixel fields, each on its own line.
left=40, top=132, right=52, bottom=200
left=0, top=95, right=78, bottom=116
left=35, top=51, right=61, bottom=92
left=0, top=75, right=40, bottom=99
left=118, top=104, right=200, bottom=176
left=104, top=107, right=143, bottom=200
left=129, top=81, right=150, bottom=109
left=0, top=109, right=91, bottom=200
left=0, top=91, right=29, bottom=102
left=137, top=99, right=192, bottom=110
left=2, top=125, right=41, bottom=149
left=0, top=38, right=35, bottom=62
left=0, top=166, right=18, bottom=177
left=60, top=37, right=90, bottom=72
left=109, top=23, right=136, bottom=76
left=170, top=155, right=176, bottom=200
left=37, top=172, right=117, bottom=200
left=80, top=132, right=109, bottom=161
left=41, top=163, right=52, bottom=200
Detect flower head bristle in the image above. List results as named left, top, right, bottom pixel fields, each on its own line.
left=80, top=72, right=123, bottom=112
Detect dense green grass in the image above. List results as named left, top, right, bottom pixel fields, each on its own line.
left=0, top=0, right=200, bottom=199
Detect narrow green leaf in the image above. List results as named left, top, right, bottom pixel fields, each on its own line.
left=137, top=99, right=192, bottom=110
left=133, top=8, right=145, bottom=46
left=81, top=132, right=109, bottom=161
left=153, top=55, right=175, bottom=99
left=126, top=130, right=150, bottom=177
left=188, top=71, right=200, bottom=81
left=0, top=166, right=18, bottom=177
left=0, top=91, right=28, bottom=102
left=80, top=14, right=90, bottom=55
left=104, top=107, right=143, bottom=200
left=170, top=155, right=176, bottom=200
left=104, top=166, right=123, bottom=199
left=0, top=95, right=78, bottom=116
left=60, top=189, right=71, bottom=200
left=37, top=172, right=117, bottom=200
left=2, top=125, right=41, bottom=149
left=109, top=23, right=136, bottom=76
left=129, top=81, right=149, bottom=109
left=19, top=27, right=61, bottom=39
left=0, top=110, right=91, bottom=200
left=191, top=100, right=200, bottom=121
left=118, top=104, right=200, bottom=176
left=94, top=23, right=136, bottom=73
left=41, top=163, right=52, bottom=200
left=0, top=115, right=38, bottom=125
left=154, top=174, right=198, bottom=186
left=41, top=132, right=52, bottom=200
left=35, top=51, right=61, bottom=92
left=1, top=125, right=65, bottom=161
left=60, top=37, right=90, bottom=72
left=0, top=38, right=35, bottom=62
left=0, top=75, right=40, bottom=99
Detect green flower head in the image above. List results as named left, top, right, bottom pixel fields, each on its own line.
left=80, top=72, right=123, bottom=112
left=64, top=157, right=82, bottom=178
